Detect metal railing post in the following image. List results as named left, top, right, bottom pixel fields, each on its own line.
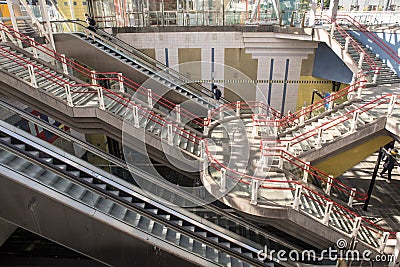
left=350, top=111, right=359, bottom=132
left=325, top=175, right=333, bottom=195
left=97, top=86, right=105, bottom=110
left=344, top=36, right=350, bottom=52
left=358, top=52, right=365, bottom=69
left=30, top=38, right=39, bottom=59
left=64, top=84, right=73, bottom=107
left=60, top=54, right=68, bottom=75
left=387, top=95, right=396, bottom=118
left=330, top=23, right=335, bottom=37
left=328, top=93, right=335, bottom=110
left=91, top=70, right=97, bottom=85
left=27, top=64, right=37, bottom=88
left=373, top=68, right=380, bottom=84
left=0, top=24, right=6, bottom=42
left=315, top=127, right=323, bottom=148
left=348, top=188, right=357, bottom=207
left=220, top=168, right=227, bottom=193
left=236, top=101, right=240, bottom=116
left=351, top=217, right=362, bottom=238
left=379, top=232, right=390, bottom=253
left=293, top=184, right=302, bottom=211
left=299, top=107, right=306, bottom=125
left=175, top=104, right=181, bottom=123
left=147, top=89, right=153, bottom=107
left=323, top=201, right=333, bottom=225
left=167, top=124, right=174, bottom=145
left=303, top=161, right=310, bottom=183
left=250, top=179, right=259, bottom=205
left=118, top=73, right=124, bottom=93
left=133, top=105, right=139, bottom=128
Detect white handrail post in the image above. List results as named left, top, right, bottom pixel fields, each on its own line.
left=175, top=104, right=181, bottom=123
left=323, top=201, right=333, bottom=225
left=303, top=161, right=310, bottom=183
left=60, top=54, right=68, bottom=75
left=147, top=89, right=153, bottom=107
left=330, top=23, right=335, bottom=37
left=389, top=232, right=400, bottom=267
left=97, top=86, right=105, bottom=110
left=64, top=84, right=73, bottom=107
left=293, top=184, right=302, bottom=211
left=30, top=38, right=39, bottom=59
left=379, top=232, right=390, bottom=253
left=299, top=107, right=306, bottom=125
left=358, top=52, right=365, bottom=69
left=387, top=95, right=396, bottom=118
left=220, top=168, right=227, bottom=193
left=373, top=68, right=380, bottom=84
left=325, top=175, right=333, bottom=195
left=203, top=118, right=209, bottom=136
left=351, top=217, right=362, bottom=238
left=316, top=127, right=323, bottom=148
left=0, top=24, right=6, bottom=42
left=278, top=148, right=284, bottom=169
left=90, top=70, right=97, bottom=85
left=118, top=73, right=124, bottom=93
left=350, top=111, right=359, bottom=132
left=167, top=124, right=173, bottom=145
left=202, top=146, right=208, bottom=178
left=348, top=188, right=357, bottom=207
left=219, top=107, right=224, bottom=120
left=236, top=101, right=240, bottom=116
left=328, top=93, right=335, bottom=110
left=27, top=64, right=37, bottom=88
left=344, top=36, right=350, bottom=52
left=133, top=105, right=139, bottom=128
left=357, top=80, right=364, bottom=98
left=250, top=179, right=259, bottom=205
left=273, top=119, right=279, bottom=136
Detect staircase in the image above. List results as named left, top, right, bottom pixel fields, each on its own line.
left=0, top=43, right=203, bottom=167
left=0, top=113, right=284, bottom=266
left=333, top=25, right=400, bottom=85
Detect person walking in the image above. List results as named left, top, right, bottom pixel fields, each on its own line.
left=380, top=148, right=398, bottom=183
left=84, top=13, right=97, bottom=32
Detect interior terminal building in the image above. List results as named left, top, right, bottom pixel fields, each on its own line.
left=0, top=0, right=399, bottom=266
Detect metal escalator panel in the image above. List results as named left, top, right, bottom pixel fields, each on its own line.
left=0, top=120, right=279, bottom=267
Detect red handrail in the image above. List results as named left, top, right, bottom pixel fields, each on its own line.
left=0, top=23, right=206, bottom=127
left=335, top=15, right=400, bottom=65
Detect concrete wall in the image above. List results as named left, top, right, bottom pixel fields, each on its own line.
left=115, top=31, right=319, bottom=113
left=349, top=30, right=400, bottom=77
left=312, top=43, right=354, bottom=84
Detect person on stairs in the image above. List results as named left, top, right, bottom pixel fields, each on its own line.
left=380, top=148, right=398, bottom=183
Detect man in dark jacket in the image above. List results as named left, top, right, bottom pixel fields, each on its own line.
left=213, top=85, right=221, bottom=101
left=380, top=148, right=398, bottom=183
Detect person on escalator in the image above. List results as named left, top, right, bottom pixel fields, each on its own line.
left=84, top=13, right=97, bottom=33
left=213, top=85, right=222, bottom=101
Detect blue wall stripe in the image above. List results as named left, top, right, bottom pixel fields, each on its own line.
left=165, top=48, right=169, bottom=67
left=267, top=59, right=274, bottom=106
left=281, top=59, right=290, bottom=114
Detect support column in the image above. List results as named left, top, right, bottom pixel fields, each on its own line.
left=308, top=0, right=317, bottom=27
left=328, top=0, right=339, bottom=21
left=38, top=0, right=56, bottom=51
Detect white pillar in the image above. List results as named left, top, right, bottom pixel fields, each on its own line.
left=250, top=179, right=259, bottom=205
left=147, top=89, right=153, bottom=107
left=379, top=232, right=390, bottom=253
left=325, top=175, right=333, bottom=195
left=315, top=127, right=323, bottom=148
left=308, top=0, right=317, bottom=27
left=30, top=38, right=39, bottom=59
left=236, top=101, right=240, bottom=116
left=38, top=0, right=56, bottom=51
left=97, top=87, right=105, bottom=110
left=60, top=54, right=69, bottom=75
left=344, top=36, right=351, bottom=52
left=387, top=95, right=396, bottom=118
left=91, top=70, right=97, bottom=85
left=373, top=68, right=380, bottom=84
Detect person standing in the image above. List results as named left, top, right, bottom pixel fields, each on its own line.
left=380, top=148, right=398, bottom=183
left=213, top=85, right=222, bottom=101
left=84, top=13, right=97, bottom=32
